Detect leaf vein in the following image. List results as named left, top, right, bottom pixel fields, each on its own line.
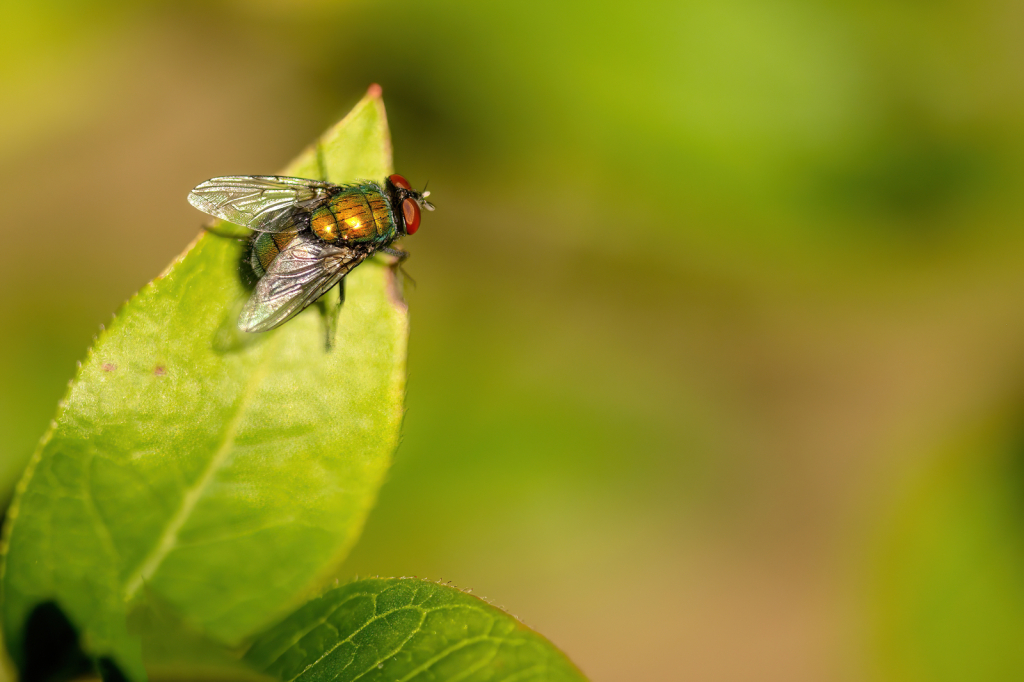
left=290, top=604, right=426, bottom=682
left=344, top=612, right=427, bottom=682
left=442, top=645, right=502, bottom=682
left=259, top=592, right=375, bottom=670
left=493, top=663, right=547, bottom=682
left=393, top=635, right=498, bottom=682
left=121, top=339, right=277, bottom=602
left=83, top=453, right=122, bottom=565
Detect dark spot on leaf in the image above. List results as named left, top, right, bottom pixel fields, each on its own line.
left=102, top=363, right=116, bottom=372
left=22, top=601, right=92, bottom=682
left=96, top=657, right=128, bottom=682
left=154, top=365, right=166, bottom=376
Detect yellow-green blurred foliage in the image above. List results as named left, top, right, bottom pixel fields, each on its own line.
left=2, top=1, right=1024, bottom=680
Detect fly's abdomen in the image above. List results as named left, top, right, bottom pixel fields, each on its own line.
left=251, top=231, right=297, bottom=276
left=310, top=184, right=396, bottom=245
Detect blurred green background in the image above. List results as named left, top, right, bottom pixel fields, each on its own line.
left=2, top=0, right=1024, bottom=679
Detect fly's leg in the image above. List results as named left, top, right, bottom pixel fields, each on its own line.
left=378, top=247, right=416, bottom=287
left=318, top=280, right=345, bottom=352
left=378, top=246, right=410, bottom=262
left=316, top=142, right=329, bottom=182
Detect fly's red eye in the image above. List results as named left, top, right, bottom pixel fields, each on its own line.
left=389, top=174, right=411, bottom=190
left=402, top=198, right=421, bottom=234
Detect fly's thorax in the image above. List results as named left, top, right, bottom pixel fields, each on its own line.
left=310, top=183, right=396, bottom=245
left=251, top=231, right=297, bottom=277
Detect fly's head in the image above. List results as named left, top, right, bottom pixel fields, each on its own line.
left=387, top=174, right=434, bottom=235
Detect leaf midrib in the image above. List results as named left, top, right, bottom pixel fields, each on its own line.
left=122, top=331, right=277, bottom=602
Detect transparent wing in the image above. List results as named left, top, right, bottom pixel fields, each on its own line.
left=188, top=175, right=337, bottom=233
left=239, top=231, right=368, bottom=332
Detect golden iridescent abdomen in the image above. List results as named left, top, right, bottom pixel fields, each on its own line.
left=310, top=184, right=395, bottom=245
left=251, top=231, right=297, bottom=276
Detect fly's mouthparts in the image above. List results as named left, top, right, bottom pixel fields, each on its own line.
left=419, top=190, right=435, bottom=211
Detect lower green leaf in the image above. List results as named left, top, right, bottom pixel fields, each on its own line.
left=245, top=578, right=587, bottom=682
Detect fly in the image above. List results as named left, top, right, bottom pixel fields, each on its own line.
left=187, top=173, right=433, bottom=334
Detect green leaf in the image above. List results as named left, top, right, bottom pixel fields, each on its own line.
left=1, top=89, right=407, bottom=681
left=245, top=578, right=587, bottom=682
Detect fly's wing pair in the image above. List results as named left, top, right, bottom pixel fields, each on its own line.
left=239, top=231, right=368, bottom=332
left=188, top=175, right=367, bottom=333
left=187, top=175, right=337, bottom=233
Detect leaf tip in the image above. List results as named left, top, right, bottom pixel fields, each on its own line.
left=367, top=83, right=383, bottom=99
